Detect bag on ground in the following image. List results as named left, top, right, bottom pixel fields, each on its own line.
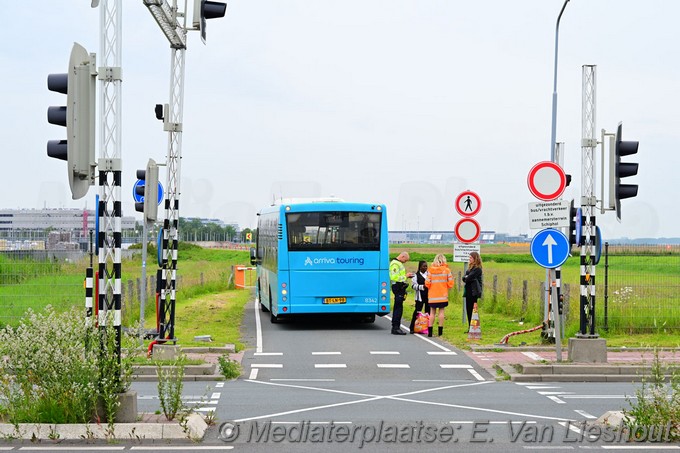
left=414, top=312, right=429, bottom=335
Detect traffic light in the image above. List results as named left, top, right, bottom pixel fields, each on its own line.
left=135, top=159, right=159, bottom=223
left=193, top=0, right=227, bottom=43
left=568, top=200, right=581, bottom=248
left=609, top=122, right=639, bottom=222
left=47, top=43, right=97, bottom=200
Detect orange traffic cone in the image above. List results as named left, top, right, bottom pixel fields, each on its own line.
left=467, top=303, right=481, bottom=341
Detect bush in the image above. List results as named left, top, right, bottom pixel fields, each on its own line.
left=0, top=306, right=135, bottom=424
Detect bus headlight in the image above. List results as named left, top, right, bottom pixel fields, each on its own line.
left=282, top=289, right=287, bottom=295
left=381, top=288, right=387, bottom=295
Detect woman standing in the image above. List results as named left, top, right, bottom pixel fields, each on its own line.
left=425, top=254, right=454, bottom=337
left=409, top=261, right=429, bottom=334
left=462, top=251, right=483, bottom=332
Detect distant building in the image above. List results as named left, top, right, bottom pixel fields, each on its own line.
left=389, top=230, right=497, bottom=244
left=0, top=208, right=137, bottom=250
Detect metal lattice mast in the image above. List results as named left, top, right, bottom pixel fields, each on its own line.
left=97, top=0, right=123, bottom=355
left=580, top=65, right=597, bottom=336
left=159, top=44, right=186, bottom=342
left=143, top=0, right=188, bottom=342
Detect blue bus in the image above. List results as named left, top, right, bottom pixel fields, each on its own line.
left=250, top=200, right=390, bottom=323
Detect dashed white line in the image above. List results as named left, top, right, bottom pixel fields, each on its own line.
left=312, top=351, right=341, bottom=355
left=546, top=395, right=566, bottom=404
left=314, top=364, right=347, bottom=368
left=370, top=351, right=400, bottom=355
left=211, top=392, right=221, bottom=400
left=271, top=378, right=335, bottom=382
left=254, top=352, right=283, bottom=356
left=216, top=382, right=225, bottom=388
left=251, top=363, right=283, bottom=368
left=440, top=364, right=473, bottom=369
left=377, top=364, right=410, bottom=368
left=427, top=351, right=458, bottom=355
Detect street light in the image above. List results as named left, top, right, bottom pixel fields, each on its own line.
left=549, top=0, right=571, bottom=163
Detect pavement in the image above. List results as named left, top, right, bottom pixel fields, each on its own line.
left=465, top=345, right=680, bottom=382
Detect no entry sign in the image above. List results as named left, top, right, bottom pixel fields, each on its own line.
left=454, top=218, right=481, bottom=244
left=527, top=161, right=567, bottom=201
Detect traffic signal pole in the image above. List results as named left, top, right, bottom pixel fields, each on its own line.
left=579, top=65, right=598, bottom=337
left=144, top=0, right=226, bottom=345
left=96, top=0, right=124, bottom=360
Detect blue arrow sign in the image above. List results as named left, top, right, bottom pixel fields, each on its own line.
left=530, top=228, right=570, bottom=269
left=132, top=180, right=164, bottom=206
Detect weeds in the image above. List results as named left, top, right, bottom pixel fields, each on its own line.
left=0, top=306, right=137, bottom=425
left=217, top=354, right=241, bottom=380
left=624, top=350, right=680, bottom=441
left=156, top=354, right=188, bottom=421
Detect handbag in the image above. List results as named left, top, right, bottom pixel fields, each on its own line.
left=414, top=312, right=429, bottom=335
left=474, top=278, right=483, bottom=299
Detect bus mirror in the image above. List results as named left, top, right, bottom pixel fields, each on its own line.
left=250, top=247, right=259, bottom=265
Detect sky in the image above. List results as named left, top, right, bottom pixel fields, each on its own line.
left=1, top=1, right=678, bottom=239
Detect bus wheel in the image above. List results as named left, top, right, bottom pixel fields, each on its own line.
left=269, top=288, right=279, bottom=324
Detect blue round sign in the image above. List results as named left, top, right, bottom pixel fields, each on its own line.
left=530, top=228, right=571, bottom=269
left=575, top=207, right=583, bottom=247
left=132, top=180, right=164, bottom=206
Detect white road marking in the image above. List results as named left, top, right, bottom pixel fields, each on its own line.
left=468, top=369, right=485, bottom=381
left=370, top=351, right=400, bottom=355
left=241, top=379, right=571, bottom=423
left=314, top=363, right=346, bottom=368
left=249, top=368, right=258, bottom=380
left=254, top=299, right=263, bottom=354
left=216, top=382, right=225, bottom=388
left=521, top=352, right=544, bottom=361
left=440, top=364, right=473, bottom=369
left=312, top=351, right=341, bottom=355
left=211, top=392, right=221, bottom=399
left=573, top=409, right=596, bottom=419
left=546, top=395, right=566, bottom=404
left=271, top=378, right=335, bottom=382
left=377, top=364, right=410, bottom=368
left=254, top=352, right=283, bottom=356
left=427, top=351, right=458, bottom=355
left=251, top=363, right=283, bottom=368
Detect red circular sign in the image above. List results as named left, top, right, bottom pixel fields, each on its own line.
left=527, top=161, right=567, bottom=201
left=455, top=190, right=482, bottom=217
left=455, top=218, right=481, bottom=244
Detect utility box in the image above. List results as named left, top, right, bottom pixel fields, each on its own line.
left=232, top=265, right=256, bottom=289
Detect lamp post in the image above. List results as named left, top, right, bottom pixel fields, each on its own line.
left=550, top=0, right=571, bottom=162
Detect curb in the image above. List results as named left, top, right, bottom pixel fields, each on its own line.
left=0, top=413, right=208, bottom=441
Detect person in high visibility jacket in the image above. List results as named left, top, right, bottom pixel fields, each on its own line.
left=389, top=251, right=413, bottom=335
left=425, top=253, right=454, bottom=337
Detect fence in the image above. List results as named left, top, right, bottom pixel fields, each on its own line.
left=600, top=243, right=680, bottom=333
left=2, top=244, right=678, bottom=333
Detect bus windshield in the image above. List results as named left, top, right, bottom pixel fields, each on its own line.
left=287, top=211, right=382, bottom=251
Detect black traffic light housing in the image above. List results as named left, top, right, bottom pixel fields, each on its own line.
left=193, top=0, right=227, bottom=44
left=47, top=43, right=97, bottom=200
left=609, top=122, right=639, bottom=222
left=568, top=199, right=581, bottom=249
left=135, top=159, right=159, bottom=223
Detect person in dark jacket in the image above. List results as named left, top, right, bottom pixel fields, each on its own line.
left=462, top=251, right=483, bottom=332
left=409, top=261, right=429, bottom=334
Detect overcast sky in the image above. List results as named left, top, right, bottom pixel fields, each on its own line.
left=1, top=1, right=677, bottom=239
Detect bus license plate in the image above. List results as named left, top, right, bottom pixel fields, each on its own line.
left=323, top=297, right=347, bottom=304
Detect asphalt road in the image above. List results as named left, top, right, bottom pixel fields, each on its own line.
left=122, top=300, right=675, bottom=452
